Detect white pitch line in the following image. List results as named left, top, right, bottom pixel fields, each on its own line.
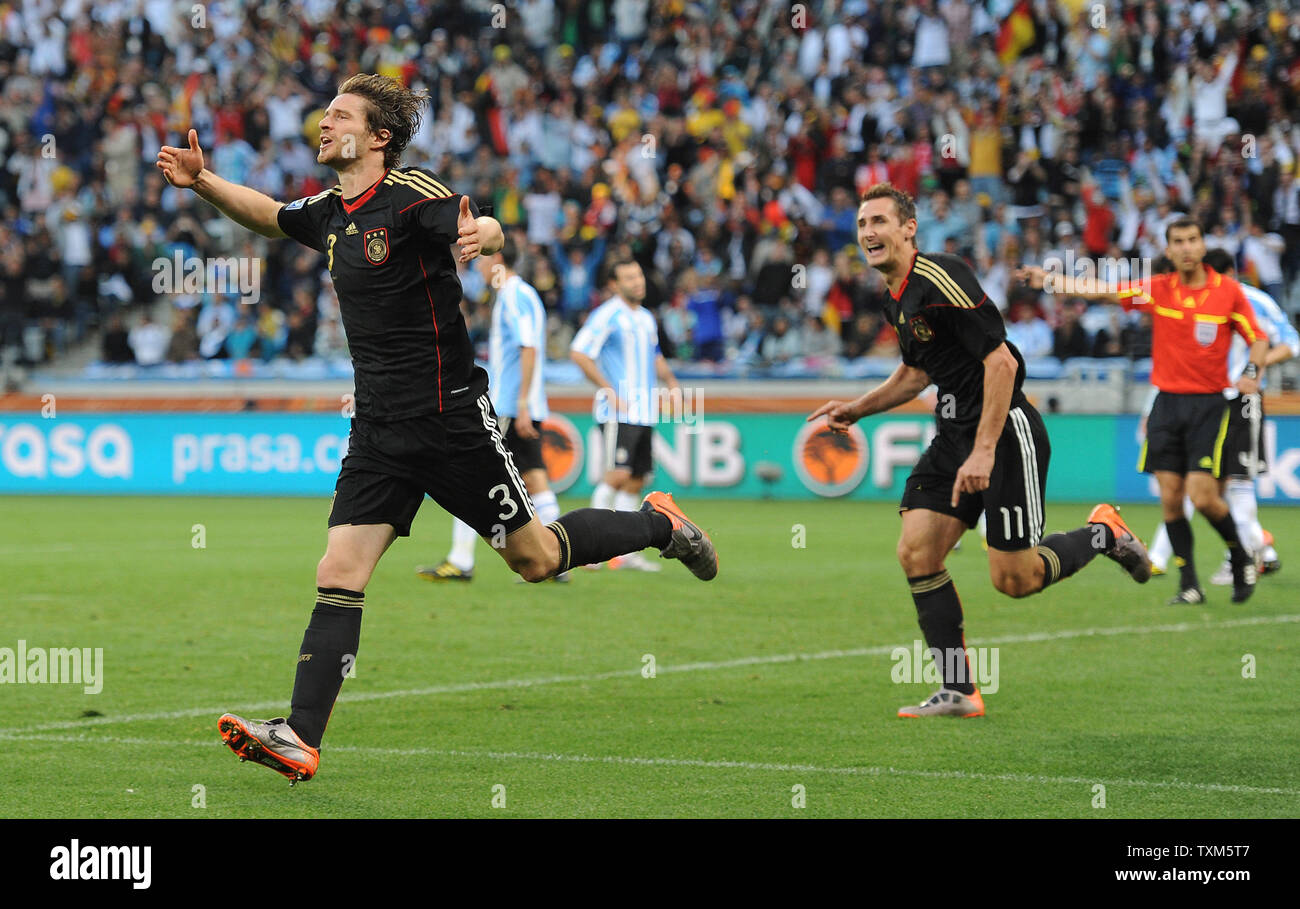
left=1, top=733, right=1296, bottom=798
left=0, top=613, right=1296, bottom=738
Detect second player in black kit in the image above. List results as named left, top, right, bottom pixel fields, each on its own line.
left=278, top=167, right=533, bottom=538
left=884, top=251, right=1049, bottom=551
left=811, top=184, right=1151, bottom=718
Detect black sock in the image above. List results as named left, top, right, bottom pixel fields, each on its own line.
left=1206, top=512, right=1247, bottom=566
left=909, top=571, right=974, bottom=695
left=547, top=508, right=672, bottom=573
left=1166, top=517, right=1198, bottom=590
left=287, top=588, right=363, bottom=749
left=1037, top=524, right=1112, bottom=588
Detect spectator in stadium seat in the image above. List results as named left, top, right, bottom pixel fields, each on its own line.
left=802, top=314, right=841, bottom=360
left=101, top=313, right=133, bottom=364
left=1241, top=218, right=1287, bottom=304
left=1004, top=298, right=1052, bottom=361
left=224, top=314, right=259, bottom=360
left=760, top=314, right=801, bottom=366
left=1052, top=299, right=1091, bottom=361
left=128, top=312, right=169, bottom=366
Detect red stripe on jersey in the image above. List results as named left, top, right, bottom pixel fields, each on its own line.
left=341, top=168, right=390, bottom=215
left=398, top=196, right=437, bottom=215
left=889, top=249, right=918, bottom=300
left=417, top=252, right=443, bottom=410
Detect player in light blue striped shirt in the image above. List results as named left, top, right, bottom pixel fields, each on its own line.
left=570, top=255, right=681, bottom=571
left=420, top=236, right=564, bottom=581
left=1148, top=249, right=1300, bottom=580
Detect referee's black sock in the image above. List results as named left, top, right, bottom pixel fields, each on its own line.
left=546, top=508, right=672, bottom=573
left=287, top=588, right=363, bottom=749
left=909, top=571, right=975, bottom=695
left=1036, top=524, right=1112, bottom=588
left=1166, top=517, right=1199, bottom=590
left=1206, top=510, right=1248, bottom=566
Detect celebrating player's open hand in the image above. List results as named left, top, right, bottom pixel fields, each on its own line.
left=951, top=447, right=995, bottom=507
left=156, top=129, right=205, bottom=189
left=807, top=400, right=859, bottom=434
left=456, top=195, right=481, bottom=263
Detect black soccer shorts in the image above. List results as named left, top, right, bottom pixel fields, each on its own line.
left=329, top=393, right=535, bottom=538
left=600, top=421, right=654, bottom=478
left=900, top=404, right=1051, bottom=552
left=1220, top=393, right=1267, bottom=479
left=497, top=415, right=546, bottom=474
left=1140, top=391, right=1231, bottom=477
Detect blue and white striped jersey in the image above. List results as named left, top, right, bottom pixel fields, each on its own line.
left=1225, top=283, right=1300, bottom=398
left=571, top=296, right=661, bottom=426
left=489, top=274, right=549, bottom=420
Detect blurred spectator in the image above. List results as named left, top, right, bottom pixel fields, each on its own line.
left=166, top=310, right=199, bottom=363
left=1052, top=300, right=1091, bottom=361
left=101, top=314, right=133, bottom=364
left=1005, top=299, right=1052, bottom=360
left=128, top=312, right=168, bottom=366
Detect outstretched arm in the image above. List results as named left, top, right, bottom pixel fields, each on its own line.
left=806, top=362, right=931, bottom=432
left=156, top=129, right=286, bottom=238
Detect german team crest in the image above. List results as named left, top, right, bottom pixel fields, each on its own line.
left=909, top=315, right=934, bottom=343
left=363, top=227, right=389, bottom=265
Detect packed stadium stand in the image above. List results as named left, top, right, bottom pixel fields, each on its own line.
left=2, top=0, right=1300, bottom=404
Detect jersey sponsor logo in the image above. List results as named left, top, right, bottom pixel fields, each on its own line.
left=449, top=385, right=470, bottom=396
left=909, top=315, right=934, bottom=343
left=363, top=227, right=389, bottom=265
left=792, top=421, right=869, bottom=497
left=1194, top=320, right=1217, bottom=346
left=345, top=222, right=358, bottom=235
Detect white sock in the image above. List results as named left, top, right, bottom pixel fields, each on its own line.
left=1149, top=522, right=1172, bottom=571
left=531, top=488, right=560, bottom=525
left=447, top=518, right=478, bottom=571
left=614, top=490, right=640, bottom=512
left=592, top=482, right=616, bottom=510
left=1226, top=478, right=1263, bottom=555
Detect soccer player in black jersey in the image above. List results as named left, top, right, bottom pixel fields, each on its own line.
left=157, top=74, right=716, bottom=783
left=808, top=183, right=1151, bottom=717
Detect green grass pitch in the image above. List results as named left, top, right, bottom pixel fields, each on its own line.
left=0, top=494, right=1296, bottom=818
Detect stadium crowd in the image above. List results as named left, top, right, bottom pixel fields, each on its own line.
left=2, top=0, right=1300, bottom=381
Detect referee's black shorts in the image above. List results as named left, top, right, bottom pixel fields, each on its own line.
left=328, top=392, right=535, bottom=538
left=1220, top=393, right=1267, bottom=478
left=899, top=404, right=1051, bottom=552
left=1140, top=391, right=1231, bottom=477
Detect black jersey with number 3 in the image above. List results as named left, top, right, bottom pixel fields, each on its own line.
left=277, top=166, right=482, bottom=420
left=882, top=250, right=1027, bottom=434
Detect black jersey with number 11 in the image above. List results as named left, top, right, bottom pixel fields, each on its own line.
left=882, top=250, right=1028, bottom=434
left=277, top=166, right=483, bottom=421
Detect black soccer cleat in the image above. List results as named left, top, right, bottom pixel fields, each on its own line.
left=1167, top=587, right=1206, bottom=606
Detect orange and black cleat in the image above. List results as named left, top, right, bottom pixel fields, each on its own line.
left=640, top=491, right=718, bottom=580
left=1087, top=503, right=1152, bottom=583
left=218, top=714, right=319, bottom=786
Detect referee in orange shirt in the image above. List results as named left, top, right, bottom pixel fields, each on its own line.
left=1020, top=217, right=1267, bottom=604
